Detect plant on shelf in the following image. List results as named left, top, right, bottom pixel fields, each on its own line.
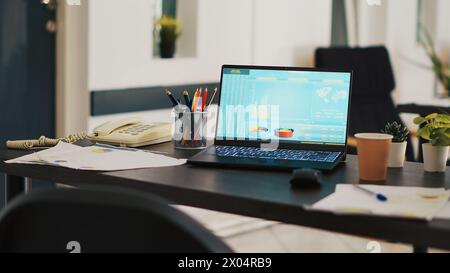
left=381, top=121, right=409, bottom=168
left=419, top=26, right=450, bottom=97
left=414, top=113, right=450, bottom=172
left=154, top=15, right=182, bottom=59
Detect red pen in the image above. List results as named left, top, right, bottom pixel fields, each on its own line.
left=202, top=88, right=208, bottom=112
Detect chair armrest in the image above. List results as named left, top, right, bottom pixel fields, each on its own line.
left=397, top=103, right=450, bottom=116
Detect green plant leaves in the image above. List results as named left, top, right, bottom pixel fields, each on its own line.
left=415, top=113, right=450, bottom=146
left=416, top=126, right=432, bottom=141
left=381, top=121, right=409, bottom=143
left=419, top=26, right=450, bottom=96
left=436, top=115, right=450, bottom=123
left=430, top=128, right=450, bottom=146
left=154, top=16, right=182, bottom=42
left=413, top=117, right=427, bottom=125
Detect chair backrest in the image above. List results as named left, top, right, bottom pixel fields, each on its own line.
left=315, top=46, right=414, bottom=160
left=316, top=46, right=395, bottom=98
left=0, top=188, right=232, bottom=253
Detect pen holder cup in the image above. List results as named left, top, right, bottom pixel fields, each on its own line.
left=172, top=109, right=209, bottom=150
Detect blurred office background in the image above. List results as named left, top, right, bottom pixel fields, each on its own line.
left=1, top=0, right=449, bottom=252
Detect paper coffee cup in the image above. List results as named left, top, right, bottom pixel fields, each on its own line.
left=355, top=133, right=393, bottom=181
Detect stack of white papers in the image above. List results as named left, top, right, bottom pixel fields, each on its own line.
left=311, top=185, right=450, bottom=221
left=5, top=142, right=187, bottom=171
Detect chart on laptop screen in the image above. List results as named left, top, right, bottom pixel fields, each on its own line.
left=216, top=68, right=351, bottom=145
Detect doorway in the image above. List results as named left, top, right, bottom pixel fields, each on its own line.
left=0, top=0, right=56, bottom=206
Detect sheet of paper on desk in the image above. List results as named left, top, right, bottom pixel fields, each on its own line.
left=5, top=142, right=83, bottom=165
left=5, top=142, right=186, bottom=171
left=311, top=185, right=450, bottom=221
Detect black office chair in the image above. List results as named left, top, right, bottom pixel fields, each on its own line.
left=315, top=46, right=415, bottom=161
left=0, top=188, right=232, bottom=253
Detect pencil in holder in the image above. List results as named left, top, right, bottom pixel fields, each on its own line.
left=172, top=109, right=209, bottom=149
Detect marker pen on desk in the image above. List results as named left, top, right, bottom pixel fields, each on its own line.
left=190, top=89, right=196, bottom=110
left=202, top=88, right=208, bottom=112
left=183, top=90, right=191, bottom=108
left=165, top=90, right=179, bottom=107
left=192, top=89, right=200, bottom=112
left=191, top=90, right=196, bottom=112
left=196, top=93, right=203, bottom=112
left=354, top=185, right=388, bottom=202
left=206, top=87, right=218, bottom=110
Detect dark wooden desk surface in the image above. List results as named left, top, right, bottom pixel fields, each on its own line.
left=1, top=143, right=450, bottom=251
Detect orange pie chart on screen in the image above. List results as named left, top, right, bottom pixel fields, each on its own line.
left=275, top=128, right=295, bottom=138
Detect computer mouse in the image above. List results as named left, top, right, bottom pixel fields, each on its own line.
left=290, top=168, right=322, bottom=189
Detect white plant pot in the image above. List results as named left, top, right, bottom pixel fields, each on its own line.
left=388, top=142, right=407, bottom=168
left=422, top=143, right=449, bottom=173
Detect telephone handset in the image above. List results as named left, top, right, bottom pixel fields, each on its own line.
left=89, top=118, right=172, bottom=147
left=6, top=118, right=172, bottom=150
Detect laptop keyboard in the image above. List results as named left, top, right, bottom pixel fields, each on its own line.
left=215, top=146, right=341, bottom=163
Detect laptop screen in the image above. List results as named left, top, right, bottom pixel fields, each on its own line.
left=216, top=67, right=352, bottom=146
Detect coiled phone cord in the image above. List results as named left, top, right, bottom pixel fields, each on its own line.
left=6, top=132, right=89, bottom=150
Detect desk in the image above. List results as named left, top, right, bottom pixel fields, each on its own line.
left=1, top=142, right=449, bottom=253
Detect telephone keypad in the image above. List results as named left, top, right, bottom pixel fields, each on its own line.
left=119, top=124, right=155, bottom=135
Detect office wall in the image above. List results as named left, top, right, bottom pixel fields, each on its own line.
left=356, top=0, right=387, bottom=46
left=88, top=0, right=331, bottom=90
left=87, top=0, right=332, bottom=128
left=385, top=0, right=436, bottom=105
left=88, top=0, right=254, bottom=90
left=252, top=0, right=331, bottom=66
left=356, top=0, right=450, bottom=106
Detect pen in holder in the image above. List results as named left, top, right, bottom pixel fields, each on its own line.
left=172, top=107, right=209, bottom=149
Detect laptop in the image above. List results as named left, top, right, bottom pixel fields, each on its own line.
left=188, top=65, right=353, bottom=171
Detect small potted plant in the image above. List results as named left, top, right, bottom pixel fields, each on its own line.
left=154, top=16, right=182, bottom=59
left=381, top=121, right=409, bottom=168
left=414, top=113, right=450, bottom=172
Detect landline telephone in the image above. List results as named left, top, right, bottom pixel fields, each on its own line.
left=6, top=118, right=172, bottom=150
left=89, top=118, right=171, bottom=147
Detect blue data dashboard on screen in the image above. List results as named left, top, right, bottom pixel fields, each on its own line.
left=217, top=68, right=351, bottom=145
